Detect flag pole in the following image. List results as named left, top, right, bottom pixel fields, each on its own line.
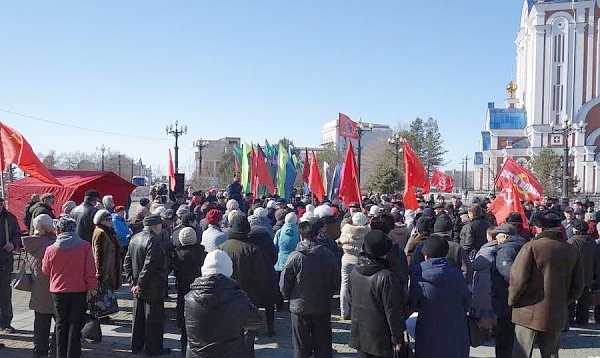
left=0, top=122, right=5, bottom=201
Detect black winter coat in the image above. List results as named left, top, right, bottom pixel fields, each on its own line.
left=28, top=202, right=55, bottom=233
left=568, top=234, right=600, bottom=289
left=491, top=235, right=526, bottom=318
left=280, top=240, right=337, bottom=315
left=70, top=202, right=98, bottom=242
left=23, top=200, right=36, bottom=231
left=459, top=216, right=491, bottom=258
left=173, top=243, right=206, bottom=292
left=184, top=274, right=262, bottom=358
left=248, top=226, right=278, bottom=301
left=123, top=228, right=168, bottom=302
left=410, top=235, right=472, bottom=282
left=349, top=255, right=405, bottom=357
left=386, top=244, right=409, bottom=295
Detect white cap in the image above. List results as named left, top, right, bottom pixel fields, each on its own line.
left=285, top=212, right=298, bottom=224
left=314, top=205, right=333, bottom=218
left=266, top=200, right=277, bottom=209
left=369, top=205, right=381, bottom=217
left=352, top=212, right=368, bottom=226
left=201, top=249, right=233, bottom=278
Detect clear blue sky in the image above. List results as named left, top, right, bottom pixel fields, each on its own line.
left=0, top=0, right=524, bottom=177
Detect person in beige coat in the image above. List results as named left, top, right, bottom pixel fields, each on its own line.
left=92, top=210, right=123, bottom=292
left=337, top=212, right=371, bottom=320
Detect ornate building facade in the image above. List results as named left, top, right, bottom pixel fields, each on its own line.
left=475, top=0, right=600, bottom=193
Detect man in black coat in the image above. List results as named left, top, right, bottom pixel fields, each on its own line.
left=123, top=214, right=171, bottom=356
left=70, top=190, right=99, bottom=242
left=349, top=230, right=405, bottom=358
left=23, top=193, right=40, bottom=231
left=459, top=204, right=491, bottom=258
left=28, top=193, right=56, bottom=233
left=490, top=224, right=526, bottom=358
left=280, top=220, right=337, bottom=358
left=0, top=199, right=21, bottom=333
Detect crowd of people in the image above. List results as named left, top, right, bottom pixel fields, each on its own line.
left=0, top=174, right=598, bottom=357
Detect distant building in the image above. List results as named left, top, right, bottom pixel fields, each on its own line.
left=322, top=118, right=393, bottom=186
left=474, top=0, right=600, bottom=194
left=194, top=137, right=241, bottom=188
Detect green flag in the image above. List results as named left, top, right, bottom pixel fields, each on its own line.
left=241, top=143, right=252, bottom=193
left=276, top=143, right=289, bottom=198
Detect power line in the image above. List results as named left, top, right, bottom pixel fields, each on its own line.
left=0, top=108, right=170, bottom=141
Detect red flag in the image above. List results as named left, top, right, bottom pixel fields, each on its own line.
left=489, top=178, right=529, bottom=228
left=430, top=169, right=455, bottom=192
left=308, top=151, right=326, bottom=202
left=252, top=144, right=275, bottom=195
left=168, top=149, right=176, bottom=191
left=0, top=122, right=61, bottom=186
left=302, top=148, right=310, bottom=184
left=495, top=157, right=543, bottom=201
left=338, top=113, right=359, bottom=139
left=402, top=141, right=430, bottom=210
left=339, top=142, right=361, bottom=206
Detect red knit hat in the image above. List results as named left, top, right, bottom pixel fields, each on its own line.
left=206, top=209, right=223, bottom=225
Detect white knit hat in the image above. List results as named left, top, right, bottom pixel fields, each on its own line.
left=226, top=199, right=239, bottom=211
left=178, top=227, right=197, bottom=246
left=369, top=205, right=381, bottom=217
left=285, top=212, right=298, bottom=224
left=201, top=249, right=233, bottom=277
left=314, top=205, right=333, bottom=218
left=266, top=200, right=277, bottom=209
left=227, top=209, right=240, bottom=225
left=32, top=214, right=55, bottom=236
left=254, top=207, right=268, bottom=218
left=93, top=209, right=111, bottom=225
left=352, top=212, right=368, bottom=226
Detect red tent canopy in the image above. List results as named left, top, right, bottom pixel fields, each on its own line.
left=8, top=170, right=136, bottom=231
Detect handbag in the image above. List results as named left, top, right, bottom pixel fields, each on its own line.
left=468, top=315, right=489, bottom=348
left=11, top=261, right=32, bottom=291
left=394, top=332, right=414, bottom=358
left=91, top=282, right=119, bottom=318
left=81, top=313, right=102, bottom=343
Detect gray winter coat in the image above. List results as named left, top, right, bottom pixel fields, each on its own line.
left=22, top=234, right=56, bottom=314
left=470, top=240, right=498, bottom=313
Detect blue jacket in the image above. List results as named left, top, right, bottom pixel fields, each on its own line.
left=409, top=258, right=470, bottom=358
left=273, top=223, right=299, bottom=272
left=470, top=240, right=498, bottom=314
left=491, top=235, right=526, bottom=318
left=111, top=213, right=129, bottom=248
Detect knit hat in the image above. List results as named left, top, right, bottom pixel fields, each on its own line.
left=93, top=209, right=111, bottom=225
left=362, top=230, right=392, bottom=257
left=143, top=214, right=162, bottom=226
left=572, top=219, right=588, bottom=234
left=139, top=198, right=150, bottom=207
left=352, top=212, right=368, bottom=226
left=206, top=209, right=223, bottom=225
left=254, top=207, right=268, bottom=218
left=229, top=213, right=250, bottom=237
left=178, top=227, right=198, bottom=246
left=227, top=209, right=240, bottom=224
left=176, top=206, right=190, bottom=217
left=62, top=201, right=76, bottom=213
left=267, top=200, right=277, bottom=209
left=369, top=205, right=381, bottom=217
left=32, top=214, right=55, bottom=236
left=226, top=199, right=239, bottom=211
left=247, top=215, right=262, bottom=227
left=201, top=250, right=233, bottom=277
left=285, top=212, right=298, bottom=224
left=57, top=216, right=77, bottom=233
left=423, top=235, right=450, bottom=258
left=314, top=205, right=333, bottom=218
left=416, top=216, right=434, bottom=235
left=433, top=215, right=453, bottom=233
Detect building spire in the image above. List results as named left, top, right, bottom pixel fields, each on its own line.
left=506, top=80, right=519, bottom=108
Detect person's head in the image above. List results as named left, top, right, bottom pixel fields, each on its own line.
left=84, top=190, right=100, bottom=206
left=229, top=212, right=251, bottom=237
left=61, top=201, right=76, bottom=215
left=505, top=212, right=523, bottom=225
left=352, top=212, right=369, bottom=227
left=160, top=209, right=175, bottom=226
left=247, top=215, right=262, bottom=227
left=468, top=204, right=482, bottom=219
left=451, top=196, right=462, bottom=206
left=178, top=227, right=198, bottom=246
left=404, top=209, right=416, bottom=222
left=422, top=234, right=450, bottom=260
left=573, top=200, right=583, bottom=210
left=298, top=220, right=319, bottom=241
left=40, top=193, right=56, bottom=207
left=30, top=193, right=41, bottom=203
left=176, top=206, right=190, bottom=219
left=93, top=209, right=113, bottom=227
left=201, top=249, right=233, bottom=277
left=175, top=193, right=186, bottom=204
left=433, top=214, right=453, bottom=235
left=181, top=212, right=198, bottom=228
left=491, top=224, right=517, bottom=244
left=584, top=212, right=595, bottom=222
left=285, top=212, right=298, bottom=225
left=362, top=230, right=393, bottom=258
left=572, top=219, right=589, bottom=235
left=415, top=216, right=434, bottom=236
left=563, top=207, right=574, bottom=221
left=226, top=199, right=239, bottom=211
left=32, top=214, right=55, bottom=236
left=574, top=207, right=586, bottom=220
left=56, top=216, right=77, bottom=234
left=143, top=214, right=163, bottom=235
left=102, top=195, right=115, bottom=212
left=206, top=209, right=223, bottom=226
left=139, top=198, right=150, bottom=209
left=369, top=213, right=395, bottom=234
left=114, top=206, right=126, bottom=218
left=233, top=174, right=241, bottom=183
left=486, top=227, right=497, bottom=242
left=433, top=202, right=445, bottom=215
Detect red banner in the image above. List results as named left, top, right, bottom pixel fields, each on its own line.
left=338, top=113, right=359, bottom=139
left=489, top=178, right=529, bottom=229
left=495, top=157, right=543, bottom=201
left=168, top=149, right=176, bottom=191
left=403, top=141, right=430, bottom=210
left=339, top=142, right=361, bottom=206
left=430, top=169, right=455, bottom=192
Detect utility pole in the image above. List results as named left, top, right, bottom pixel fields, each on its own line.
left=96, top=145, right=108, bottom=171
left=193, top=139, right=209, bottom=181
left=118, top=154, right=122, bottom=176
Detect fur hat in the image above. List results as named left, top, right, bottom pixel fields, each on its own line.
left=266, top=200, right=277, bottom=209
left=178, top=227, right=197, bottom=246
left=433, top=215, right=453, bottom=233
left=201, top=250, right=233, bottom=277
left=32, top=214, right=55, bottom=236
left=62, top=201, right=76, bottom=213
left=285, top=212, right=298, bottom=224
left=57, top=216, right=77, bottom=233
left=362, top=229, right=392, bottom=257
left=247, top=215, right=262, bottom=227
left=352, top=212, right=368, bottom=226
left=93, top=209, right=111, bottom=225
left=253, top=207, right=268, bottom=218
left=176, top=206, right=190, bottom=217
left=423, top=235, right=450, bottom=258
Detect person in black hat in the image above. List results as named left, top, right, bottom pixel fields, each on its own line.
left=123, top=214, right=171, bottom=356
left=70, top=189, right=100, bottom=242
left=563, top=206, right=575, bottom=239
left=505, top=212, right=533, bottom=241
left=459, top=204, right=491, bottom=259
left=349, top=230, right=406, bottom=357
left=408, top=235, right=470, bottom=358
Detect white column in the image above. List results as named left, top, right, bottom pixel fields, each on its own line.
left=586, top=7, right=595, bottom=102
left=573, top=8, right=586, bottom=112
left=534, top=22, right=548, bottom=125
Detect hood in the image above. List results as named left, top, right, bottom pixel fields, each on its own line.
left=22, top=234, right=56, bottom=253
left=341, top=224, right=371, bottom=237
left=54, top=232, right=84, bottom=250
left=281, top=223, right=298, bottom=236
left=476, top=240, right=498, bottom=261
left=501, top=235, right=526, bottom=249
left=187, top=274, right=241, bottom=309
left=296, top=240, right=328, bottom=256
left=355, top=253, right=390, bottom=276
left=29, top=202, right=52, bottom=214
left=418, top=257, right=455, bottom=285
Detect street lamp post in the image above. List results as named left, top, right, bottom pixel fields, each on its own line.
left=96, top=145, right=108, bottom=171
left=356, top=118, right=373, bottom=185
left=387, top=132, right=402, bottom=169
left=193, top=139, right=209, bottom=180
left=138, top=159, right=143, bottom=176
left=550, top=116, right=584, bottom=201
left=165, top=121, right=188, bottom=173
left=118, top=154, right=122, bottom=176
